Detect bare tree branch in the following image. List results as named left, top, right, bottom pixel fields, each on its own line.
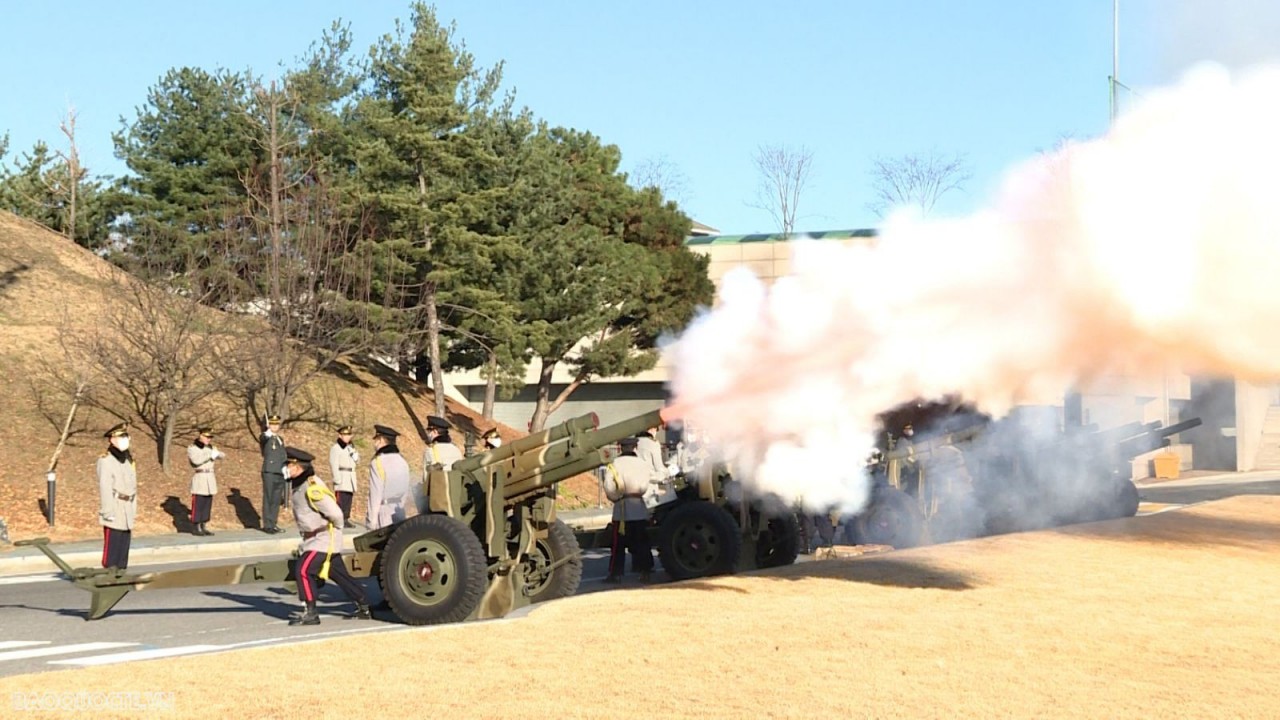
left=867, top=149, right=972, bottom=219
left=630, top=155, right=691, bottom=206
left=747, top=143, right=814, bottom=235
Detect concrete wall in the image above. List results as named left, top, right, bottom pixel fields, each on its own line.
left=458, top=381, right=666, bottom=434
left=1235, top=380, right=1271, bottom=471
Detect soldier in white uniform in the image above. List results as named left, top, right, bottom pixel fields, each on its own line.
left=366, top=424, right=412, bottom=530
left=97, top=423, right=137, bottom=570
left=328, top=425, right=359, bottom=525
left=186, top=427, right=224, bottom=536
left=602, top=436, right=659, bottom=583
left=635, top=428, right=666, bottom=480
left=423, top=415, right=463, bottom=472
left=283, top=447, right=371, bottom=626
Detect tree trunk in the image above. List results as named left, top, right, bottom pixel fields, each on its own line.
left=417, top=168, right=446, bottom=418
left=267, top=83, right=283, bottom=325
left=424, top=283, right=446, bottom=417
left=529, top=358, right=556, bottom=432
left=482, top=352, right=497, bottom=420
left=160, top=413, right=177, bottom=475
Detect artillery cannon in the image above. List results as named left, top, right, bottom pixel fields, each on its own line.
left=849, top=405, right=1205, bottom=545
left=20, top=407, right=794, bottom=625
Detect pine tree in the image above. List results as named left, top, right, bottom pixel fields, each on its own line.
left=110, top=67, right=260, bottom=276
left=351, top=1, right=504, bottom=415
left=512, top=126, right=714, bottom=431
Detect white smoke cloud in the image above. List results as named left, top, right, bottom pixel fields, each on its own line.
left=667, top=62, right=1280, bottom=514
left=1147, top=0, right=1280, bottom=75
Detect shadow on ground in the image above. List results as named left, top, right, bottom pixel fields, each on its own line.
left=227, top=488, right=262, bottom=529
left=160, top=496, right=196, bottom=534
left=671, top=555, right=976, bottom=593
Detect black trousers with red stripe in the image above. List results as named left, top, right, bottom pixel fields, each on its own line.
left=102, top=527, right=131, bottom=570
left=190, top=494, right=213, bottom=525
left=296, top=550, right=367, bottom=606
left=335, top=491, right=353, bottom=522
left=608, top=519, right=653, bottom=577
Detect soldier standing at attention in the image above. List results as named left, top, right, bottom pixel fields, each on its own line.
left=329, top=425, right=359, bottom=525
left=602, top=436, right=658, bottom=583
left=423, top=415, right=463, bottom=472
left=283, top=447, right=371, bottom=626
left=366, top=425, right=411, bottom=530
left=187, top=427, right=224, bottom=536
left=634, top=427, right=666, bottom=481
left=98, top=423, right=137, bottom=570
left=259, top=414, right=287, bottom=534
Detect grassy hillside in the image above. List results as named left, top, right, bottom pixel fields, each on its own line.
left=0, top=212, right=601, bottom=547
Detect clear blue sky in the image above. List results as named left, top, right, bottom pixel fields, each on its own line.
left=1, top=1, right=1272, bottom=234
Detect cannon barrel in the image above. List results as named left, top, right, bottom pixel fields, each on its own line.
left=500, top=408, right=664, bottom=502
left=453, top=413, right=599, bottom=473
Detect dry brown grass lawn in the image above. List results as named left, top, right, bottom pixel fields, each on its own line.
left=2, top=495, right=1276, bottom=719
left=0, top=212, right=599, bottom=547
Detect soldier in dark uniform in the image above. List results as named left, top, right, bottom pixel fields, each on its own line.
left=97, top=423, right=137, bottom=570
left=283, top=447, right=371, bottom=626
left=259, top=414, right=287, bottom=534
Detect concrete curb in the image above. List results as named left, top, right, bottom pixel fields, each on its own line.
left=0, top=510, right=613, bottom=579
left=0, top=535, right=359, bottom=578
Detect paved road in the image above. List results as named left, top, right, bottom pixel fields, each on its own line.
left=4, top=473, right=1270, bottom=679
left=1138, top=475, right=1280, bottom=505
left=0, top=549, right=622, bottom=679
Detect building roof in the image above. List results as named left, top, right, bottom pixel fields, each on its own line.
left=684, top=228, right=878, bottom=246
left=690, top=220, right=720, bottom=236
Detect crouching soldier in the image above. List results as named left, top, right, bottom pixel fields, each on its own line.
left=283, top=446, right=371, bottom=626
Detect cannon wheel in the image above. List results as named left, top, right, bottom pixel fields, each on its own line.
left=379, top=514, right=487, bottom=626
left=855, top=486, right=925, bottom=548
left=1115, top=479, right=1140, bottom=518
left=658, top=501, right=742, bottom=581
left=524, top=519, right=583, bottom=604
left=754, top=512, right=801, bottom=569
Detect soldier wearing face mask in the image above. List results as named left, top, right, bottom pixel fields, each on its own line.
left=479, top=428, right=502, bottom=452
left=98, top=423, right=138, bottom=570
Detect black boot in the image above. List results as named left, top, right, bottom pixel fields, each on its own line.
left=346, top=603, right=372, bottom=620
left=201, top=523, right=214, bottom=536
left=289, top=601, right=320, bottom=626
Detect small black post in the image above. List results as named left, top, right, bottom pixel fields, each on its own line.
left=46, top=471, right=56, bottom=527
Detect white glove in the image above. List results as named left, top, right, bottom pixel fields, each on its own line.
left=264, top=429, right=274, bottom=437
left=350, top=451, right=360, bottom=463
left=101, top=513, right=114, bottom=522
left=213, top=450, right=226, bottom=460
left=667, top=462, right=680, bottom=478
